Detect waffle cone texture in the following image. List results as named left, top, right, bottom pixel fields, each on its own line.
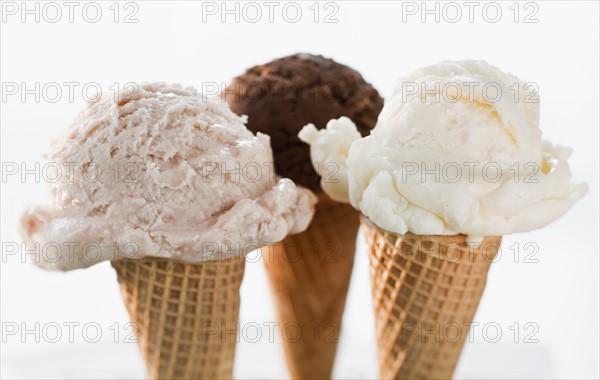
left=262, top=194, right=359, bottom=379
left=360, top=216, right=501, bottom=379
left=112, top=257, right=246, bottom=380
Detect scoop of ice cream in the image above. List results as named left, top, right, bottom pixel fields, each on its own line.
left=224, top=53, right=383, bottom=191
left=20, top=82, right=317, bottom=270
left=299, top=60, right=587, bottom=237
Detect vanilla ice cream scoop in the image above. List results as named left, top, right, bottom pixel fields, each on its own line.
left=20, top=82, right=316, bottom=270
left=299, top=60, right=587, bottom=238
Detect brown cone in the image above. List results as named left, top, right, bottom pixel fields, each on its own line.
left=262, top=194, right=359, bottom=379
left=360, top=216, right=501, bottom=379
left=112, top=256, right=246, bottom=380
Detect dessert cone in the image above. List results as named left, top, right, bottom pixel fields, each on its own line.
left=360, top=215, right=501, bottom=379
left=112, top=256, right=246, bottom=380
left=262, top=194, right=358, bottom=379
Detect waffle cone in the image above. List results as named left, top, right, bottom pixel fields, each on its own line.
left=360, top=216, right=501, bottom=379
left=262, top=194, right=359, bottom=379
left=112, top=256, right=246, bottom=380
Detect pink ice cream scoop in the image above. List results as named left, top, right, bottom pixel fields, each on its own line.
left=20, top=82, right=317, bottom=270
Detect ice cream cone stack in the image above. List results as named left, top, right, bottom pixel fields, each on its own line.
left=360, top=215, right=501, bottom=379
left=262, top=193, right=359, bottom=379
left=112, top=256, right=246, bottom=380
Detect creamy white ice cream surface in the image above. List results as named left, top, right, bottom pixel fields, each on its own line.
left=299, top=60, right=586, bottom=239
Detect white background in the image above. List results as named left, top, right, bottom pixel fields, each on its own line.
left=1, top=1, right=598, bottom=379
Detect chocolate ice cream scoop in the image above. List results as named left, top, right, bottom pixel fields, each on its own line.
left=224, top=53, right=384, bottom=191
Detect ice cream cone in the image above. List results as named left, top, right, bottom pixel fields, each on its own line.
left=112, top=256, right=246, bottom=380
left=262, top=193, right=359, bottom=379
left=360, top=215, right=501, bottom=379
